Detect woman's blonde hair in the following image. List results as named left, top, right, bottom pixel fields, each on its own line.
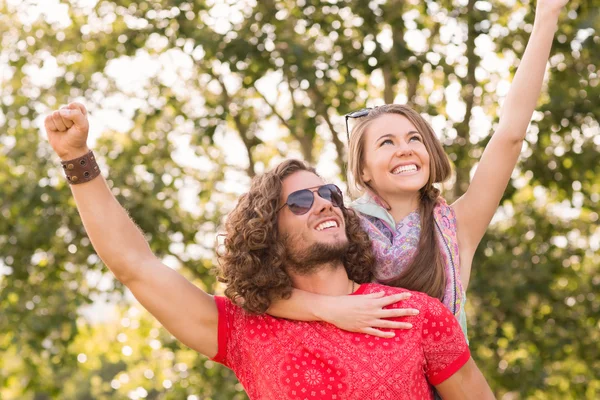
left=347, top=104, right=452, bottom=300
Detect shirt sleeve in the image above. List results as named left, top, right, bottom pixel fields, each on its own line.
left=421, top=297, right=471, bottom=385
left=211, top=296, right=233, bottom=367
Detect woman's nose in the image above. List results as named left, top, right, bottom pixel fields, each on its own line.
left=394, top=143, right=413, bottom=157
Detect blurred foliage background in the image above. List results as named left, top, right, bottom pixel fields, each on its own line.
left=0, top=0, right=599, bottom=398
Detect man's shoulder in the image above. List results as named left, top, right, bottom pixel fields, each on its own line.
left=361, top=282, right=425, bottom=297
left=360, top=283, right=441, bottom=309
left=214, top=295, right=250, bottom=322
left=214, top=295, right=278, bottom=324
left=215, top=295, right=251, bottom=314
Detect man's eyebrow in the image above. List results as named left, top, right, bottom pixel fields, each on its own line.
left=294, top=184, right=326, bottom=192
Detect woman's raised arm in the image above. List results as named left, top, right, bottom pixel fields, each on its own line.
left=452, top=0, right=568, bottom=287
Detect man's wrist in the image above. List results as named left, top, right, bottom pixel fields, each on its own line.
left=60, top=149, right=101, bottom=185
left=59, top=147, right=91, bottom=162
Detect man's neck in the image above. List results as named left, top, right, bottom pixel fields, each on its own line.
left=288, top=262, right=356, bottom=296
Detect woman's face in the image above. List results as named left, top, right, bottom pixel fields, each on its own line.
left=360, top=113, right=430, bottom=201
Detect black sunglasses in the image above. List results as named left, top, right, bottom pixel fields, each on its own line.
left=279, top=184, right=344, bottom=215
left=344, top=107, right=373, bottom=141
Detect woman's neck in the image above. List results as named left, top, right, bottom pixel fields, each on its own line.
left=384, top=194, right=421, bottom=224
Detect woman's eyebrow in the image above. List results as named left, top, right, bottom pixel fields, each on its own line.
left=375, top=131, right=420, bottom=143
left=375, top=133, right=394, bottom=143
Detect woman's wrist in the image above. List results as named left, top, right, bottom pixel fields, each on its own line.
left=534, top=7, right=562, bottom=26
left=531, top=15, right=559, bottom=38
left=313, top=295, right=340, bottom=323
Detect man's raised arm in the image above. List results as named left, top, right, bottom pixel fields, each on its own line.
left=44, top=102, right=219, bottom=358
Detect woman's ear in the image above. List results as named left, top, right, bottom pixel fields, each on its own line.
left=361, top=167, right=372, bottom=184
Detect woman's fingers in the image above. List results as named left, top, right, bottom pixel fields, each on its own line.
left=361, top=291, right=387, bottom=299
left=371, top=319, right=413, bottom=330
left=360, top=327, right=396, bottom=338
left=333, top=292, right=418, bottom=336
left=379, top=307, right=419, bottom=318
left=375, top=292, right=412, bottom=307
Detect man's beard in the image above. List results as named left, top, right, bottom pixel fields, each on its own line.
left=282, top=233, right=350, bottom=275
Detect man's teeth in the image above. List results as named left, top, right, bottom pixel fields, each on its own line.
left=316, top=220, right=338, bottom=231
left=392, top=164, right=418, bottom=174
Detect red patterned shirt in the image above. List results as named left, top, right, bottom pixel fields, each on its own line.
left=213, top=283, right=470, bottom=400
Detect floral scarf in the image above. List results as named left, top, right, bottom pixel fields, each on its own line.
left=350, top=192, right=468, bottom=339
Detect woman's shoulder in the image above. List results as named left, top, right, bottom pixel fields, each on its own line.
left=434, top=196, right=450, bottom=211
left=434, top=196, right=457, bottom=224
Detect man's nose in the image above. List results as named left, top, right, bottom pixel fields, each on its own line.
left=312, top=192, right=334, bottom=213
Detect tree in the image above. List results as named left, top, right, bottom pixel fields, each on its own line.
left=1, top=0, right=598, bottom=398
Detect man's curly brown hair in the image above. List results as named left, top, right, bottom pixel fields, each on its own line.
left=217, top=159, right=376, bottom=314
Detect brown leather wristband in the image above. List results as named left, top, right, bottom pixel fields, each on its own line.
left=61, top=150, right=100, bottom=184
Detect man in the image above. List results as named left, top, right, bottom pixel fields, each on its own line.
left=45, top=103, right=495, bottom=399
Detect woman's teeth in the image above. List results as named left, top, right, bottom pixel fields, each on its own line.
left=392, top=164, right=418, bottom=174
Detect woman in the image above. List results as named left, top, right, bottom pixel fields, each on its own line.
left=268, top=0, right=568, bottom=340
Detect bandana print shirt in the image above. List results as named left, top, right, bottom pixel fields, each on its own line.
left=212, top=283, right=470, bottom=400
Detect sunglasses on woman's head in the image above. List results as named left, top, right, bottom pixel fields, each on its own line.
left=279, top=184, right=345, bottom=216
left=344, top=107, right=373, bottom=141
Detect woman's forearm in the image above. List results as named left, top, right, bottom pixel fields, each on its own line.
left=268, top=288, right=329, bottom=321
left=268, top=289, right=417, bottom=338
left=496, top=9, right=560, bottom=138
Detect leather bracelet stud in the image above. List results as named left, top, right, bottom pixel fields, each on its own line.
left=61, top=150, right=100, bottom=184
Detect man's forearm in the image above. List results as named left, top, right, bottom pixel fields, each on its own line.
left=70, top=174, right=154, bottom=283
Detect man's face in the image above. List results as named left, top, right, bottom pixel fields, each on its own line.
left=277, top=171, right=348, bottom=273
